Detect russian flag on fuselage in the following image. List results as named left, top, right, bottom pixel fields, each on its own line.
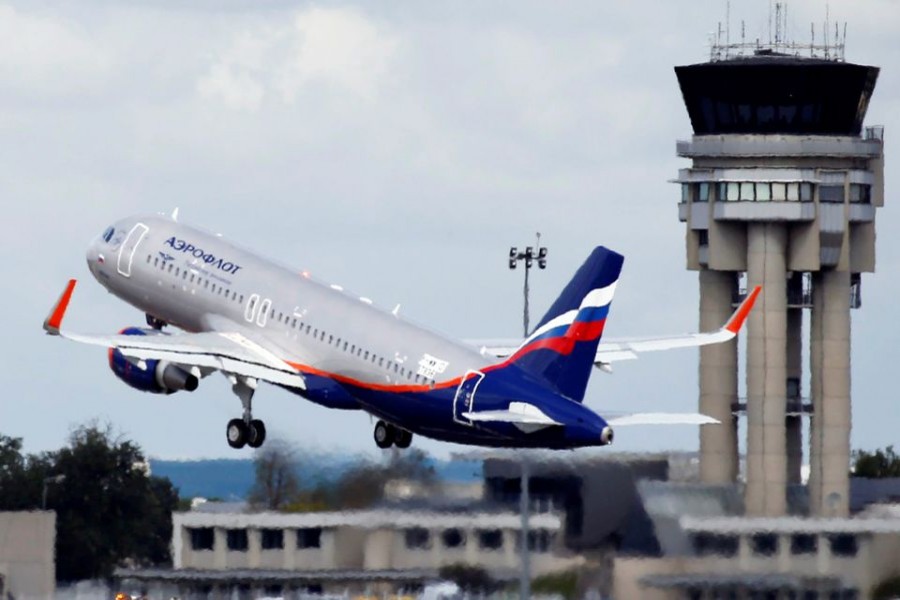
left=507, top=247, right=623, bottom=402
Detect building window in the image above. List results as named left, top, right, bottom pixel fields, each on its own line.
left=227, top=529, right=249, bottom=551
left=849, top=183, right=871, bottom=204
left=697, top=230, right=709, bottom=247
left=297, top=528, right=322, bottom=549
left=189, top=527, right=214, bottom=551
left=820, top=185, right=845, bottom=203
left=405, top=527, right=430, bottom=549
left=261, top=529, right=284, bottom=550
left=790, top=534, right=818, bottom=555
left=828, top=534, right=858, bottom=557
left=800, top=182, right=813, bottom=202
left=739, top=182, right=754, bottom=201
left=750, top=533, right=778, bottom=556
left=692, top=533, right=738, bottom=557
left=681, top=183, right=689, bottom=203
left=786, top=182, right=800, bottom=202
left=527, top=530, right=553, bottom=553
left=442, top=529, right=465, bottom=549
left=696, top=182, right=710, bottom=202
left=478, top=529, right=503, bottom=551
left=755, top=182, right=771, bottom=202
left=727, top=182, right=739, bottom=201
left=771, top=182, right=787, bottom=201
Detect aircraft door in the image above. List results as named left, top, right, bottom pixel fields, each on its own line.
left=453, top=370, right=485, bottom=426
left=117, top=223, right=149, bottom=277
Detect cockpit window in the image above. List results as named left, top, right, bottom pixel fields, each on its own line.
left=102, top=226, right=115, bottom=243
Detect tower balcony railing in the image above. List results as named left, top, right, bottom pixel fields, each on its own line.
left=732, top=398, right=812, bottom=417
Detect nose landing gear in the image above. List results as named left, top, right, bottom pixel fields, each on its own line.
left=226, top=377, right=267, bottom=449
left=373, top=420, right=412, bottom=449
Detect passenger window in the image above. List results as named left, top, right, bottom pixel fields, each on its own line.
left=190, top=274, right=195, bottom=283
left=168, top=263, right=173, bottom=273
left=183, top=271, right=187, bottom=280
left=154, top=257, right=159, bottom=267
left=204, top=280, right=209, bottom=288
left=320, top=331, right=325, bottom=341
left=328, top=335, right=333, bottom=344
left=393, top=364, right=398, bottom=373
left=146, top=255, right=151, bottom=263
left=343, top=342, right=348, bottom=351
left=306, top=325, right=311, bottom=334
left=378, top=357, right=384, bottom=367
left=175, top=268, right=180, bottom=277
left=364, top=351, right=369, bottom=360
left=239, top=295, right=244, bottom=303
left=313, top=328, right=318, bottom=337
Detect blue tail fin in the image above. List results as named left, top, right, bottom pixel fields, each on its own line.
left=509, top=246, right=624, bottom=401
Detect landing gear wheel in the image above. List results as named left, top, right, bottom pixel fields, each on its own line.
left=247, top=419, right=267, bottom=449
left=226, top=419, right=247, bottom=449
left=395, top=429, right=413, bottom=449
left=374, top=420, right=395, bottom=449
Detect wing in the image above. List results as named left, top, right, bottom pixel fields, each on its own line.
left=43, top=280, right=306, bottom=389
left=605, top=412, right=720, bottom=426
left=469, top=286, right=761, bottom=371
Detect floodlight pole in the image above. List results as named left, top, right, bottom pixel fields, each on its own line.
left=519, top=458, right=531, bottom=600
left=509, top=233, right=548, bottom=338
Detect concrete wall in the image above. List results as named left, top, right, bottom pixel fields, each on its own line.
left=0, top=511, right=55, bottom=600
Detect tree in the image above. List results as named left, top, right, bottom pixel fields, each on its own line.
left=0, top=425, right=178, bottom=582
left=852, top=446, right=900, bottom=478
left=331, top=448, right=437, bottom=509
left=52, top=424, right=178, bottom=581
left=248, top=439, right=301, bottom=510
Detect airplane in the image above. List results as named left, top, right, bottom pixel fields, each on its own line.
left=43, top=212, right=761, bottom=451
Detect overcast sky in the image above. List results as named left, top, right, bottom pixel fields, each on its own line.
left=2, top=0, right=897, bottom=462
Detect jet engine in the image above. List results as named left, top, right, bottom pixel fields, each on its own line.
left=108, top=327, right=199, bottom=394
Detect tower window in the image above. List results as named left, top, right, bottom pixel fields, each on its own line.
left=820, top=185, right=844, bottom=203
left=696, top=182, right=710, bottom=202
left=739, top=182, right=754, bottom=201
left=755, top=183, right=771, bottom=202
left=771, top=183, right=787, bottom=201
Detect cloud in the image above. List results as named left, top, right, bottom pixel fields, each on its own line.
left=197, top=6, right=399, bottom=111
left=0, top=4, right=112, bottom=97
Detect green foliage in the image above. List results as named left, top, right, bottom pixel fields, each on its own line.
left=532, top=570, right=579, bottom=600
left=438, top=564, right=499, bottom=593
left=852, top=445, right=900, bottom=478
left=0, top=424, right=178, bottom=582
left=872, top=575, right=900, bottom=599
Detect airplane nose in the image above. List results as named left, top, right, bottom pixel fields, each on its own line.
left=85, top=239, right=105, bottom=274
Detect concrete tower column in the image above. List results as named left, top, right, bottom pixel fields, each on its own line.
left=745, top=223, right=788, bottom=516
left=786, top=308, right=803, bottom=486
left=698, top=270, right=738, bottom=483
left=809, top=270, right=851, bottom=517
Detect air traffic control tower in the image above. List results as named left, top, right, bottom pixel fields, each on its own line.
left=674, top=40, right=884, bottom=517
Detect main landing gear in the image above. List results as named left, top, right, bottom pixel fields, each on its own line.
left=146, top=313, right=166, bottom=330
left=226, top=377, right=267, bottom=449
left=374, top=420, right=412, bottom=449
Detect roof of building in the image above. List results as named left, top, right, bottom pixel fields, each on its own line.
left=680, top=515, right=900, bottom=534
left=174, top=508, right=562, bottom=531
left=115, top=567, right=441, bottom=585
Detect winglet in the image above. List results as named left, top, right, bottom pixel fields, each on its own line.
left=43, top=279, right=77, bottom=335
left=725, top=285, right=761, bottom=334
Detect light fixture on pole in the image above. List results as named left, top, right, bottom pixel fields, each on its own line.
left=509, top=233, right=548, bottom=337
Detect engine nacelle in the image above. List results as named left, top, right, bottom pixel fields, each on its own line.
left=108, top=327, right=199, bottom=394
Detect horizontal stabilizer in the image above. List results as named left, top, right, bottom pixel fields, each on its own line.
left=462, top=402, right=562, bottom=426
left=606, top=413, right=720, bottom=426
